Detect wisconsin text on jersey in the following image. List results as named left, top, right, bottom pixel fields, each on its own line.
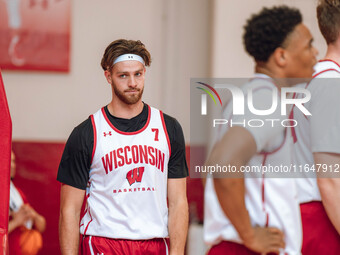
left=101, top=144, right=166, bottom=174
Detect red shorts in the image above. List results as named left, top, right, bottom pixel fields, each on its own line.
left=81, top=236, right=169, bottom=255
left=207, top=241, right=279, bottom=255
left=207, top=241, right=259, bottom=255
left=301, top=201, right=340, bottom=255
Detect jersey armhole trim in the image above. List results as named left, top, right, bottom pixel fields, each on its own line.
left=312, top=68, right=340, bottom=79
left=160, top=111, right=171, bottom=157
left=318, top=59, right=340, bottom=69
left=83, top=207, right=93, bottom=236
left=16, top=185, right=28, bottom=204
left=90, top=115, right=97, bottom=165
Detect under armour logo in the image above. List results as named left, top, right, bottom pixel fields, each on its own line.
left=97, top=253, right=104, bottom=255
left=103, top=131, right=112, bottom=137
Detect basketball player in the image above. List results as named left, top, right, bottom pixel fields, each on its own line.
left=9, top=151, right=46, bottom=255
left=204, top=6, right=317, bottom=255
left=293, top=1, right=340, bottom=254
left=57, top=39, right=188, bottom=255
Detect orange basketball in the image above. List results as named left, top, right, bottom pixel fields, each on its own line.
left=19, top=229, right=43, bottom=255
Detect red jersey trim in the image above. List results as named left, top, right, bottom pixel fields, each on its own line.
left=261, top=154, right=270, bottom=227
left=318, top=59, right=340, bottom=69
left=312, top=68, right=340, bottom=80
left=80, top=184, right=91, bottom=226
left=160, top=111, right=171, bottom=157
left=289, top=70, right=340, bottom=143
left=101, top=105, right=151, bottom=135
left=83, top=207, right=93, bottom=236
left=90, top=115, right=97, bottom=164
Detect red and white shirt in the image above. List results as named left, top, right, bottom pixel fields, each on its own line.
left=80, top=105, right=171, bottom=239
left=294, top=60, right=340, bottom=203
left=204, top=75, right=302, bottom=255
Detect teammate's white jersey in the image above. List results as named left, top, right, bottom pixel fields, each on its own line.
left=294, top=60, right=340, bottom=203
left=80, top=105, right=171, bottom=239
left=204, top=75, right=302, bottom=255
left=10, top=181, right=33, bottom=229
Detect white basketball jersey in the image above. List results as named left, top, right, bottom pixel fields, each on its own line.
left=80, top=105, right=171, bottom=239
left=294, top=60, right=340, bottom=203
left=204, top=76, right=302, bottom=255
left=10, top=181, right=33, bottom=229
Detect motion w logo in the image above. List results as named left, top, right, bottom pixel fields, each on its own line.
left=126, top=167, right=145, bottom=186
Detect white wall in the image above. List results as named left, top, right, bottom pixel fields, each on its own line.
left=211, top=0, right=326, bottom=78
left=3, top=0, right=211, bottom=142
left=3, top=0, right=327, bottom=145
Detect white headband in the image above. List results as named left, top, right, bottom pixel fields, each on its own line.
left=113, top=54, right=145, bottom=65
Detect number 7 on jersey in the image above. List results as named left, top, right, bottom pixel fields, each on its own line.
left=151, top=128, right=159, bottom=141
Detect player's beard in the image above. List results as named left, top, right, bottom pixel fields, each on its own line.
left=112, top=83, right=144, bottom=105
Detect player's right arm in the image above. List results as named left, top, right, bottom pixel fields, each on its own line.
left=208, top=126, right=285, bottom=254
left=59, top=184, right=85, bottom=255
left=57, top=119, right=93, bottom=255
left=315, top=152, right=340, bottom=234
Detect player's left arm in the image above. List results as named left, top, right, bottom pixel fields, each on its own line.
left=164, top=115, right=189, bottom=254
left=310, top=80, right=340, bottom=234
left=315, top=152, right=340, bottom=234
left=167, top=177, right=188, bottom=255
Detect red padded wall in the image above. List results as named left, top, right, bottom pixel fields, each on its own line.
left=12, top=141, right=65, bottom=255
left=0, top=69, right=12, bottom=255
